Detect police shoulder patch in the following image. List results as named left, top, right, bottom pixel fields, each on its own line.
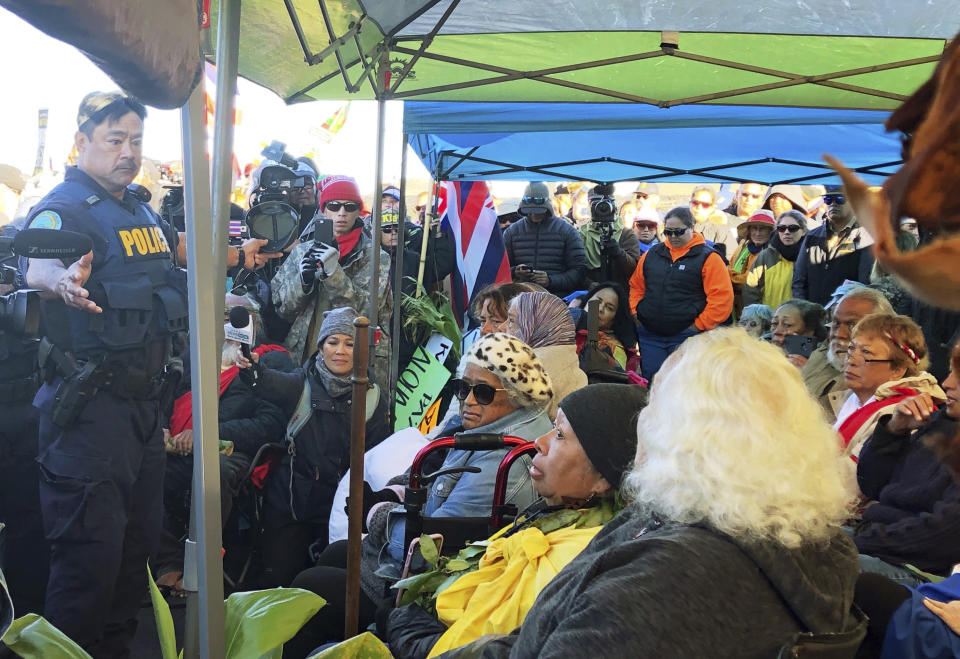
left=29, top=210, right=63, bottom=230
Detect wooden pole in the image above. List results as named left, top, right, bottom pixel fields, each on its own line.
left=344, top=315, right=371, bottom=638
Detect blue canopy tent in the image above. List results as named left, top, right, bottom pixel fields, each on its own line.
left=404, top=102, right=903, bottom=185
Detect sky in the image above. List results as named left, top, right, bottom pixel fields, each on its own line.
left=0, top=7, right=433, bottom=195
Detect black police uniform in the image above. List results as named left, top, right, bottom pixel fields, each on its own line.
left=28, top=166, right=188, bottom=657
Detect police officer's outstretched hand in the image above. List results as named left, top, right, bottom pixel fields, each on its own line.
left=56, top=251, right=102, bottom=314
left=242, top=238, right=283, bottom=271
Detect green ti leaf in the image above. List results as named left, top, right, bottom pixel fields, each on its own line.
left=223, top=587, right=325, bottom=659
left=0, top=613, right=93, bottom=659
left=146, top=565, right=179, bottom=659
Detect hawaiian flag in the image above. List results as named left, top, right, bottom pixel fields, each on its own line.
left=438, top=181, right=512, bottom=328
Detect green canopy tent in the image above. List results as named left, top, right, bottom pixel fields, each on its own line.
left=217, top=0, right=955, bottom=109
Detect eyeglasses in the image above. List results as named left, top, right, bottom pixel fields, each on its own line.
left=381, top=224, right=399, bottom=234
left=663, top=227, right=689, bottom=237
left=521, top=196, right=546, bottom=205
left=449, top=378, right=507, bottom=405
left=690, top=200, right=712, bottom=209
left=823, top=195, right=846, bottom=206
left=777, top=224, right=802, bottom=233
left=845, top=343, right=893, bottom=364
left=325, top=201, right=361, bottom=212
left=635, top=222, right=658, bottom=230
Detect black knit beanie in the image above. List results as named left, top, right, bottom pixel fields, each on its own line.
left=559, top=384, right=648, bottom=489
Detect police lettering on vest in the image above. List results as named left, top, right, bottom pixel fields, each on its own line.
left=116, top=225, right=171, bottom=261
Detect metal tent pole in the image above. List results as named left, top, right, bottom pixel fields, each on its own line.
left=181, top=0, right=240, bottom=656
left=367, top=95, right=387, bottom=331
left=389, top=131, right=409, bottom=426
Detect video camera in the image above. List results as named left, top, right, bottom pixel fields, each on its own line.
left=245, top=141, right=303, bottom=253
left=589, top=183, right=617, bottom=224
left=0, top=227, right=93, bottom=339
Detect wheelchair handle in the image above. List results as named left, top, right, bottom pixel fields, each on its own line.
left=409, top=434, right=528, bottom=489
left=420, top=465, right=482, bottom=487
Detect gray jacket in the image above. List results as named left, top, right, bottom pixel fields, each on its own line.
left=438, top=505, right=860, bottom=658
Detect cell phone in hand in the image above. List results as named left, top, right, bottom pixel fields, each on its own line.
left=312, top=217, right=337, bottom=250
left=783, top=334, right=817, bottom=359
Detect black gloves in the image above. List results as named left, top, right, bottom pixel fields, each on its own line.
left=345, top=481, right=402, bottom=533
left=299, top=246, right=321, bottom=292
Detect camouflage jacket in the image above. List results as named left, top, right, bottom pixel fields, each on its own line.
left=271, top=231, right=392, bottom=390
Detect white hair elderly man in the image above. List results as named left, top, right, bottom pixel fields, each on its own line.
left=802, top=285, right=894, bottom=422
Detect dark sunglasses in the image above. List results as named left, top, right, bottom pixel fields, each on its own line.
left=521, top=196, right=546, bottom=205
left=690, top=200, right=712, bottom=209
left=325, top=201, right=361, bottom=212
left=381, top=224, right=399, bottom=234
left=449, top=377, right=507, bottom=405
left=823, top=195, right=846, bottom=206
left=777, top=224, right=802, bottom=233
left=663, top=227, right=689, bottom=237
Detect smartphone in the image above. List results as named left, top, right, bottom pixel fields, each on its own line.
left=312, top=217, right=337, bottom=250
left=783, top=334, right=817, bottom=359
left=395, top=533, right=444, bottom=606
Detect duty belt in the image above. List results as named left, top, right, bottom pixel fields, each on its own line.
left=39, top=337, right=173, bottom=400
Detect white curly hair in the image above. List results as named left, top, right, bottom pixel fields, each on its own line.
left=625, top=328, right=849, bottom=548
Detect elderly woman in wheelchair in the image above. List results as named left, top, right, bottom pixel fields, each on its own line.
left=280, top=332, right=558, bottom=657
left=384, top=383, right=649, bottom=659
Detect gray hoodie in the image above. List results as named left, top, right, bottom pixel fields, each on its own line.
left=437, top=504, right=859, bottom=659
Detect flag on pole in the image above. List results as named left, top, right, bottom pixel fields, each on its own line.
left=438, top=181, right=511, bottom=328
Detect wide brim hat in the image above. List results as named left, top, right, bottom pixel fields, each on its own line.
left=736, top=209, right=776, bottom=241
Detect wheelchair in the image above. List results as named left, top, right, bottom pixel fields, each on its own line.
left=401, top=432, right=536, bottom=555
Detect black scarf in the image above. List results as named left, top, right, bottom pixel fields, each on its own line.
left=771, top=232, right=802, bottom=262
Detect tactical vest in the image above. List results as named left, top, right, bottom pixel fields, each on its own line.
left=32, top=179, right=188, bottom=359
left=636, top=242, right=711, bottom=336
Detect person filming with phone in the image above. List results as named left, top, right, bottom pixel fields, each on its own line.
left=271, top=175, right=391, bottom=387
left=769, top=299, right=827, bottom=369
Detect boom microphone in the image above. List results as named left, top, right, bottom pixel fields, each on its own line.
left=13, top=229, right=94, bottom=260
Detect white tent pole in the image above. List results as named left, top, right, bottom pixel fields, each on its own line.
left=182, top=0, right=240, bottom=656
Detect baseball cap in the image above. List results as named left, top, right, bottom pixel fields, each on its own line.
left=634, top=181, right=659, bottom=196
left=382, top=185, right=401, bottom=201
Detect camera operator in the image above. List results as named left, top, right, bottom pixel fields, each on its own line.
left=22, top=91, right=277, bottom=657
left=578, top=183, right=641, bottom=292
left=0, top=223, right=48, bottom=618
left=271, top=175, right=392, bottom=392
left=289, top=158, right=319, bottom=236
left=504, top=182, right=586, bottom=298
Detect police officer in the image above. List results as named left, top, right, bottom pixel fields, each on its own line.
left=24, top=91, right=278, bottom=657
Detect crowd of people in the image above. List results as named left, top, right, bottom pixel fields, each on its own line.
left=2, top=90, right=960, bottom=659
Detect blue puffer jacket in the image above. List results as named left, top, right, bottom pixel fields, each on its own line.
left=503, top=214, right=587, bottom=297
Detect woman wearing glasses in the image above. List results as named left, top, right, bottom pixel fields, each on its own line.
left=727, top=209, right=775, bottom=317
left=271, top=175, right=392, bottom=387
left=832, top=313, right=944, bottom=491
left=628, top=206, right=734, bottom=380
left=743, top=210, right=808, bottom=311
left=279, top=332, right=553, bottom=655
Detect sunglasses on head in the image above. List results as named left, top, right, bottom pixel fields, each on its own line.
left=381, top=224, right=399, bottom=234
left=777, top=224, right=802, bottom=233
left=449, top=377, right=507, bottom=405
left=522, top=195, right=546, bottom=205
left=822, top=195, right=846, bottom=206
left=325, top=201, right=361, bottom=212
left=663, top=227, right=689, bottom=237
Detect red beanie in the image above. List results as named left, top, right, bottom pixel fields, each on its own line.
left=319, top=175, right=362, bottom=208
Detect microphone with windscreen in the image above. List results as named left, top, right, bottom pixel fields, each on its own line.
left=228, top=305, right=256, bottom=380
left=8, top=228, right=94, bottom=260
